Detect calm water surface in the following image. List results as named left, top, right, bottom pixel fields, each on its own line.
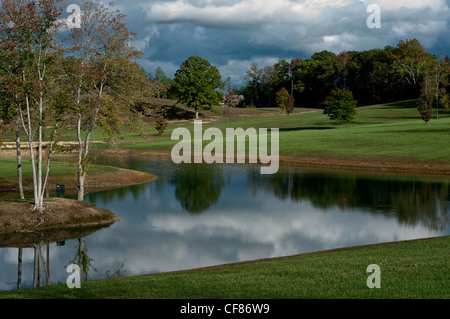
left=1, top=156, right=449, bottom=291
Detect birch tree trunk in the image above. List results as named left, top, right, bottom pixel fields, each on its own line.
left=23, top=96, right=39, bottom=209
left=77, top=110, right=85, bottom=201
left=17, top=248, right=22, bottom=290
left=15, top=117, right=24, bottom=199
left=37, top=245, right=43, bottom=287
left=77, top=91, right=101, bottom=201
left=33, top=245, right=39, bottom=287
left=37, top=97, right=43, bottom=209
left=77, top=124, right=94, bottom=201
left=434, top=64, right=442, bottom=119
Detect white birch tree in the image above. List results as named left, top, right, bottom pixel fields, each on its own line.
left=0, top=0, right=66, bottom=211
left=65, top=0, right=142, bottom=201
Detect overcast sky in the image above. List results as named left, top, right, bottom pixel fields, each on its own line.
left=106, top=0, right=450, bottom=85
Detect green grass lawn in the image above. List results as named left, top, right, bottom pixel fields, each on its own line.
left=76, top=100, right=450, bottom=166
left=4, top=99, right=448, bottom=166
left=0, top=236, right=448, bottom=299
left=0, top=158, right=117, bottom=180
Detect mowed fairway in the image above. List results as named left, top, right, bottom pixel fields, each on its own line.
left=90, top=99, right=450, bottom=169
left=276, top=100, right=450, bottom=164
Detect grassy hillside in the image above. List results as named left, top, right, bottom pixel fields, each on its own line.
left=0, top=236, right=447, bottom=299
left=4, top=99, right=448, bottom=168
left=73, top=99, right=450, bottom=169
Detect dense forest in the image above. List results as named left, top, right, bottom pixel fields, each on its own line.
left=235, top=38, right=450, bottom=109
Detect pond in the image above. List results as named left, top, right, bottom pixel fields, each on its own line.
left=0, top=156, right=449, bottom=291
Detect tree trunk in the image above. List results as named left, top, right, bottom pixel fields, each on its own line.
left=77, top=114, right=94, bottom=201
left=436, top=75, right=439, bottom=119
left=37, top=245, right=43, bottom=287
left=46, top=244, right=50, bottom=286
left=15, top=118, right=24, bottom=200
left=17, top=248, right=22, bottom=290
left=24, top=96, right=39, bottom=210
left=33, top=245, right=38, bottom=287
left=78, top=174, right=85, bottom=201
left=77, top=111, right=85, bottom=201
left=36, top=96, right=44, bottom=210
left=76, top=116, right=94, bottom=201
left=78, top=238, right=89, bottom=281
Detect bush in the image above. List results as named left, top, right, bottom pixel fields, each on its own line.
left=155, top=116, right=168, bottom=135
left=276, top=87, right=295, bottom=115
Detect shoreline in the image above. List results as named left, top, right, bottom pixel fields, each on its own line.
left=278, top=155, right=450, bottom=179
left=97, top=148, right=450, bottom=180
left=0, top=198, right=120, bottom=241
left=0, top=162, right=157, bottom=194
left=0, top=158, right=156, bottom=239
left=1, top=146, right=448, bottom=242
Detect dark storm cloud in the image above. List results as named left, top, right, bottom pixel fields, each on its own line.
left=106, top=0, right=449, bottom=83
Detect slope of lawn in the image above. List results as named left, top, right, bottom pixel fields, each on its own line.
left=0, top=236, right=447, bottom=299
left=6, top=99, right=447, bottom=168
left=81, top=99, right=450, bottom=168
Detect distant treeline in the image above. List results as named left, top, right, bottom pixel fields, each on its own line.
left=236, top=38, right=450, bottom=108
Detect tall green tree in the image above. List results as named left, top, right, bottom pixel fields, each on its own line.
left=153, top=66, right=170, bottom=98
left=273, top=60, right=293, bottom=94
left=417, top=76, right=435, bottom=124
left=292, top=53, right=336, bottom=107
left=394, top=39, right=433, bottom=95
left=349, top=48, right=404, bottom=105
left=172, top=56, right=224, bottom=119
left=323, top=88, right=357, bottom=128
left=429, top=57, right=450, bottom=118
left=243, top=62, right=264, bottom=107
left=334, top=51, right=352, bottom=89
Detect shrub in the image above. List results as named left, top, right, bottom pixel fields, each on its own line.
left=155, top=116, right=168, bottom=135
left=276, top=87, right=295, bottom=115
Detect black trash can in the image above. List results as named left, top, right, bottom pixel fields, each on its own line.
left=56, top=184, right=65, bottom=198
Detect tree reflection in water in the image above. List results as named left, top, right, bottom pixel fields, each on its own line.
left=1, top=226, right=112, bottom=290
left=170, top=163, right=225, bottom=214
left=68, top=238, right=97, bottom=282
left=87, top=155, right=449, bottom=229
left=248, top=168, right=449, bottom=232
